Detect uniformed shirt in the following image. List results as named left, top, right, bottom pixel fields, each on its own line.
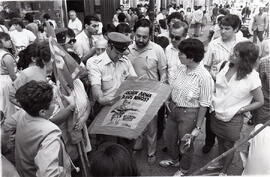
left=128, top=41, right=167, bottom=81
left=87, top=51, right=137, bottom=98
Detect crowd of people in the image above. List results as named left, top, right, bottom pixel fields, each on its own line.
left=0, top=2, right=270, bottom=177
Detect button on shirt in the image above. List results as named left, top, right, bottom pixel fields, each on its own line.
left=203, top=36, right=248, bottom=77
left=88, top=51, right=137, bottom=98
left=165, top=43, right=182, bottom=84
left=74, top=30, right=94, bottom=58
left=170, top=64, right=213, bottom=108
left=212, top=63, right=261, bottom=122
left=68, top=18, right=83, bottom=35
left=128, top=41, right=167, bottom=81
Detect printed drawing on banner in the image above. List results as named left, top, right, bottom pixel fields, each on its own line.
left=102, top=90, right=157, bottom=129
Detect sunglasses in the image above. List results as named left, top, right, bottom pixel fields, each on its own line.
left=170, top=34, right=182, bottom=41
left=68, top=39, right=76, bottom=44
left=113, top=45, right=130, bottom=53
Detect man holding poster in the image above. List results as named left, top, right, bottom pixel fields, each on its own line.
left=128, top=19, right=167, bottom=165
left=88, top=32, right=137, bottom=107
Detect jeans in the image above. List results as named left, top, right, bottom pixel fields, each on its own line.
left=165, top=103, right=199, bottom=170
left=253, top=29, right=264, bottom=43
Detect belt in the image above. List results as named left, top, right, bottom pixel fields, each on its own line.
left=170, top=101, right=199, bottom=111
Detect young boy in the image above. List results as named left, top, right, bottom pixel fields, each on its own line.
left=14, top=81, right=72, bottom=177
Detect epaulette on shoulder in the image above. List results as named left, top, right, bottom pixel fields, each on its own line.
left=92, top=56, right=103, bottom=64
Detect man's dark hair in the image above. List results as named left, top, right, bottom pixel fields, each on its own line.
left=118, top=13, right=126, bottom=23
left=24, top=13, right=34, bottom=23
left=43, top=13, right=51, bottom=20
left=84, top=15, right=100, bottom=27
left=116, top=23, right=131, bottom=34
left=219, top=8, right=230, bottom=16
left=155, top=36, right=169, bottom=49
left=220, top=14, right=240, bottom=30
left=90, top=144, right=139, bottom=176
left=102, top=24, right=116, bottom=35
left=11, top=18, right=25, bottom=28
left=15, top=81, right=53, bottom=117
left=167, top=12, right=184, bottom=25
left=133, top=18, right=152, bottom=35
left=178, top=38, right=205, bottom=63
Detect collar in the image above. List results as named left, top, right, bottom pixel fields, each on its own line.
left=183, top=62, right=203, bottom=75
left=103, top=51, right=126, bottom=65
left=169, top=43, right=178, bottom=51
left=215, top=37, right=235, bottom=54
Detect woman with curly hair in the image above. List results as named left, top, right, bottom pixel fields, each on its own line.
left=0, top=32, right=17, bottom=119
left=209, top=41, right=264, bottom=175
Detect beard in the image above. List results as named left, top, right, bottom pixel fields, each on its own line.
left=135, top=39, right=149, bottom=49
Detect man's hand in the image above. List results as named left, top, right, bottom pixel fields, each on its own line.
left=74, top=118, right=84, bottom=130
left=191, top=127, right=200, bottom=137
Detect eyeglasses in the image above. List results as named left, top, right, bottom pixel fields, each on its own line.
left=170, top=34, right=182, bottom=41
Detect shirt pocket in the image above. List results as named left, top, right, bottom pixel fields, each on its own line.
left=102, top=75, right=113, bottom=91
left=146, top=57, right=157, bottom=70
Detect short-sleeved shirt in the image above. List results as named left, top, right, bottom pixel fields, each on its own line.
left=203, top=36, right=248, bottom=77
left=74, top=30, right=94, bottom=58
left=170, top=63, right=213, bottom=108
left=165, top=43, right=182, bottom=84
left=88, top=51, right=137, bottom=98
left=128, top=41, right=167, bottom=81
left=9, top=29, right=36, bottom=50
left=212, top=63, right=261, bottom=122
left=68, top=18, right=83, bottom=35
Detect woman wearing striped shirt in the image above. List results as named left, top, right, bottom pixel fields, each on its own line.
left=159, top=38, right=213, bottom=176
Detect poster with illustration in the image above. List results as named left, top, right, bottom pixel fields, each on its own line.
left=88, top=78, right=171, bottom=139
left=102, top=90, right=156, bottom=129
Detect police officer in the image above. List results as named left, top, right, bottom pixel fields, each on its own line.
left=88, top=32, right=137, bottom=106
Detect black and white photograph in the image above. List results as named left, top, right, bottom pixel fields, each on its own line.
left=0, top=0, right=269, bottom=176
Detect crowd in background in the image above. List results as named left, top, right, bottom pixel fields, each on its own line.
left=0, top=2, right=270, bottom=177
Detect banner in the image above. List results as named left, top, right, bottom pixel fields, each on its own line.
left=88, top=78, right=171, bottom=139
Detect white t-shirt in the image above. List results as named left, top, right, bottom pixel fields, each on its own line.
left=9, top=29, right=36, bottom=50
left=212, top=63, right=261, bottom=122
left=242, top=124, right=270, bottom=175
